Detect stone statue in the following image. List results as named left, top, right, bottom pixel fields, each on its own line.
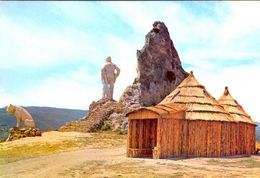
left=6, top=104, right=36, bottom=129
left=101, top=56, right=120, bottom=100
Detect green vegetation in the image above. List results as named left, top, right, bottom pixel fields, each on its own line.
left=0, top=124, right=9, bottom=142
left=239, top=158, right=260, bottom=168
left=75, top=131, right=127, bottom=149
left=101, top=123, right=111, bottom=131
left=0, top=140, right=77, bottom=164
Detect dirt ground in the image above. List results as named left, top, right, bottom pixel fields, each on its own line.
left=0, top=131, right=260, bottom=178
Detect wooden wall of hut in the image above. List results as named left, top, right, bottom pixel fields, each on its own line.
left=127, top=119, right=157, bottom=158
left=156, top=118, right=188, bottom=159
left=230, top=122, right=237, bottom=156
left=157, top=120, right=236, bottom=158
left=127, top=113, right=256, bottom=159
left=155, top=112, right=186, bottom=158
left=156, top=119, right=241, bottom=159
left=237, top=123, right=256, bottom=155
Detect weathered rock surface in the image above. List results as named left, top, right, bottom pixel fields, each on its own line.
left=6, top=127, right=42, bottom=141
left=59, top=99, right=127, bottom=133
left=120, top=21, right=188, bottom=108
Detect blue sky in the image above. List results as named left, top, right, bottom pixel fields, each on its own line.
left=1, top=1, right=260, bottom=121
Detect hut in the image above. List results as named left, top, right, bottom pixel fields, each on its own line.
left=218, top=87, right=256, bottom=155
left=127, top=72, right=241, bottom=159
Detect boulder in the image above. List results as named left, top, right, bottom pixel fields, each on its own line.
left=120, top=21, right=188, bottom=109
left=6, top=127, right=42, bottom=141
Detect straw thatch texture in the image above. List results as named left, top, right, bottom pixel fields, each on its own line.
left=218, top=87, right=255, bottom=125
left=160, top=72, right=235, bottom=122
left=127, top=103, right=184, bottom=120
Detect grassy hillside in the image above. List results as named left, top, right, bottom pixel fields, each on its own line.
left=0, top=107, right=16, bottom=141
left=0, top=106, right=87, bottom=141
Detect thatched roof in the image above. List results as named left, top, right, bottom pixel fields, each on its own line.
left=127, top=103, right=184, bottom=119
left=218, top=87, right=255, bottom=125
left=160, top=71, right=236, bottom=122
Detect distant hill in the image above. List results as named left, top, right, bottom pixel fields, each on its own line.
left=256, top=122, right=260, bottom=130
left=0, top=106, right=87, bottom=141
left=256, top=130, right=260, bottom=142
left=256, top=122, right=260, bottom=142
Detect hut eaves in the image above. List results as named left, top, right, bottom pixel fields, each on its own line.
left=127, top=103, right=184, bottom=119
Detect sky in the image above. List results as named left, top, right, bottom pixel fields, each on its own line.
left=0, top=1, right=260, bottom=121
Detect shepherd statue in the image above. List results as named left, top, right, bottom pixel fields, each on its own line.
left=101, top=56, right=120, bottom=100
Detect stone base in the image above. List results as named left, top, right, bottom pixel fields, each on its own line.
left=59, top=98, right=128, bottom=133
left=6, top=127, right=42, bottom=142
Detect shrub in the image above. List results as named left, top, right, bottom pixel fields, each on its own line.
left=101, top=124, right=111, bottom=131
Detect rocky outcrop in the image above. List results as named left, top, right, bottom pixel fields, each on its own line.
left=120, top=21, right=188, bottom=108
left=59, top=21, right=187, bottom=133
left=6, top=127, right=42, bottom=141
left=59, top=99, right=127, bottom=133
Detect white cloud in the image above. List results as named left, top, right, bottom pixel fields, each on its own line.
left=104, top=1, right=156, bottom=34
left=158, top=2, right=260, bottom=69
left=0, top=15, right=102, bottom=68
left=213, top=2, right=260, bottom=47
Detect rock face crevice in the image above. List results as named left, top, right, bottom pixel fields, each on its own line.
left=120, top=21, right=188, bottom=108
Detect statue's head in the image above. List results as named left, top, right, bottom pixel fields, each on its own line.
left=6, top=104, right=15, bottom=114
left=106, top=56, right=112, bottom=63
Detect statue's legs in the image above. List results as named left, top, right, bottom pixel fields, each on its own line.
left=107, top=77, right=115, bottom=100
left=105, top=85, right=110, bottom=99
left=109, top=81, right=114, bottom=100
left=16, top=118, right=21, bottom=128
left=102, top=81, right=110, bottom=99
left=24, top=119, right=36, bottom=129
left=102, top=85, right=107, bottom=98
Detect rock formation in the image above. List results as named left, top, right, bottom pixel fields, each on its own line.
left=120, top=21, right=188, bottom=109
left=59, top=99, right=127, bottom=133
left=59, top=21, right=187, bottom=133
left=6, top=127, right=42, bottom=141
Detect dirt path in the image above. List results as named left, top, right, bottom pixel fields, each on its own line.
left=1, top=146, right=260, bottom=178
left=0, top=147, right=124, bottom=178
left=0, top=131, right=260, bottom=177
